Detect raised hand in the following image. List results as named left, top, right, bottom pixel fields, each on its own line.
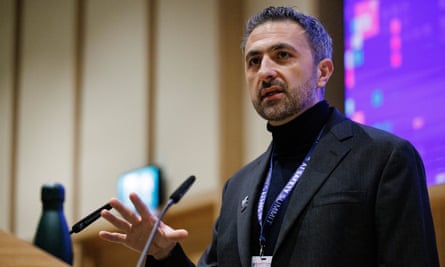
left=98, top=192, right=189, bottom=259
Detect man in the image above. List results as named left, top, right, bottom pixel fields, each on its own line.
left=99, top=6, right=439, bottom=266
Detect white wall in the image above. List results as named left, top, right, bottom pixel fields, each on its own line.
left=14, top=0, right=77, bottom=239
left=154, top=0, right=219, bottom=196
left=78, top=0, right=149, bottom=218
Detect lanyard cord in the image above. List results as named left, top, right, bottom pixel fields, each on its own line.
left=257, top=125, right=325, bottom=256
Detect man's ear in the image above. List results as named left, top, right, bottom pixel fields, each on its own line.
left=317, top=58, right=334, bottom=88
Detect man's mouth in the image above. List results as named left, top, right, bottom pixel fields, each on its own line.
left=260, top=86, right=284, bottom=101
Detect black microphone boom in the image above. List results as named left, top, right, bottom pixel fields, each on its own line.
left=169, top=175, right=196, bottom=203
left=135, top=175, right=196, bottom=267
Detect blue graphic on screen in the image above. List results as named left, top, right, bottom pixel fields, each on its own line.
left=344, top=0, right=445, bottom=185
left=117, top=165, right=161, bottom=214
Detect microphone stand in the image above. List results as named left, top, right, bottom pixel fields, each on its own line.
left=135, top=198, right=174, bottom=267
left=135, top=175, right=195, bottom=267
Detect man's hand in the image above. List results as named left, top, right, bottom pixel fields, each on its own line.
left=99, top=192, right=189, bottom=259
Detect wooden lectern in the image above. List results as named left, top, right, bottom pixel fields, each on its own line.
left=0, top=229, right=70, bottom=267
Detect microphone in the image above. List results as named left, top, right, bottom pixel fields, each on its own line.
left=135, top=175, right=196, bottom=267
left=70, top=203, right=112, bottom=234
left=169, top=175, right=196, bottom=203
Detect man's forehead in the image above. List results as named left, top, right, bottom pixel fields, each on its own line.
left=252, top=20, right=304, bottom=33
left=244, top=20, right=307, bottom=53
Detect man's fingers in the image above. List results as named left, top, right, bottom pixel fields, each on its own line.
left=129, top=192, right=156, bottom=222
left=101, top=209, right=132, bottom=232
left=164, top=229, right=189, bottom=241
left=155, top=225, right=189, bottom=245
left=108, top=197, right=141, bottom=225
left=98, top=231, right=127, bottom=243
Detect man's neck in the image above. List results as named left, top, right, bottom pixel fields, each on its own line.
left=268, top=100, right=330, bottom=156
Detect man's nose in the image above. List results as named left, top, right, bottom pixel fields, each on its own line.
left=258, top=57, right=277, bottom=81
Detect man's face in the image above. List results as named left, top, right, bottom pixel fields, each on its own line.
left=244, top=20, right=328, bottom=126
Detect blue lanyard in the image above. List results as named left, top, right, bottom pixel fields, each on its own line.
left=257, top=126, right=325, bottom=256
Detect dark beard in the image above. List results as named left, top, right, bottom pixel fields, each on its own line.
left=253, top=77, right=319, bottom=122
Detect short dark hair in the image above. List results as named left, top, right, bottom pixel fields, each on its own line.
left=241, top=6, right=332, bottom=63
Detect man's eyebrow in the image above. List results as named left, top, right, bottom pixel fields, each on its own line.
left=245, top=50, right=261, bottom=61
left=245, top=43, right=296, bottom=61
left=269, top=43, right=296, bottom=52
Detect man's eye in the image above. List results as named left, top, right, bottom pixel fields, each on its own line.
left=277, top=51, right=290, bottom=59
left=248, top=57, right=261, bottom=67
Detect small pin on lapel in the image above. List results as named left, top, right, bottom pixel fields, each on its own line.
left=241, top=196, right=249, bottom=212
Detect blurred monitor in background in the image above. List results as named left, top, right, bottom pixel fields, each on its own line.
left=117, top=165, right=162, bottom=215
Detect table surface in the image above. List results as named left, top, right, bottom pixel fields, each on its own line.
left=0, top=229, right=70, bottom=267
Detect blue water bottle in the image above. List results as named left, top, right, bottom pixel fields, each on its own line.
left=33, top=183, right=73, bottom=265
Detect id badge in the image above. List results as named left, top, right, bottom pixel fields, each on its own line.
left=251, top=256, right=272, bottom=267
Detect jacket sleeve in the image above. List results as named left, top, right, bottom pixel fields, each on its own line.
left=375, top=139, right=439, bottom=266
left=145, top=243, right=196, bottom=267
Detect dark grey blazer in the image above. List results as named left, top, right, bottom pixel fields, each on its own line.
left=148, top=108, right=439, bottom=267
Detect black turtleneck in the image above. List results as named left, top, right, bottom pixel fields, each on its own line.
left=250, top=100, right=331, bottom=257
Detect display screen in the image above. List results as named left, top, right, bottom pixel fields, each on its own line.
left=117, top=165, right=162, bottom=214
left=344, top=0, right=445, bottom=186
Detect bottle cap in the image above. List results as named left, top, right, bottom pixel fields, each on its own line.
left=41, top=183, right=65, bottom=203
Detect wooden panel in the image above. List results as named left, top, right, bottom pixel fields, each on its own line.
left=318, top=0, right=345, bottom=112
left=429, top=184, right=445, bottom=266
left=217, top=0, right=244, bottom=186
left=0, top=0, right=16, bottom=231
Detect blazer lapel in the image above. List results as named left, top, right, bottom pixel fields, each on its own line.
left=273, top=114, right=353, bottom=254
left=237, top=146, right=273, bottom=267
